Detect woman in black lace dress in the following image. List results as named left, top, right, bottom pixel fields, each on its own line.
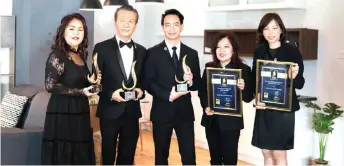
left=41, top=13, right=99, bottom=165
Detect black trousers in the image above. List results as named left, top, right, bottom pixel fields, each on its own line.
left=99, top=111, right=139, bottom=165
left=152, top=120, right=196, bottom=165
left=205, top=120, right=241, bottom=165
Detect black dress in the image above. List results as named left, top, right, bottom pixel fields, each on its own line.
left=251, top=43, right=305, bottom=150
left=41, top=50, right=95, bottom=165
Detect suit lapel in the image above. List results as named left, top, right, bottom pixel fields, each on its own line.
left=175, top=43, right=188, bottom=78
left=160, top=41, right=190, bottom=79
left=179, top=43, right=188, bottom=68
left=160, top=41, right=176, bottom=69
left=111, top=37, right=128, bottom=81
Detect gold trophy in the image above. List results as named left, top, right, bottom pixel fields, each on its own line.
left=120, top=61, right=137, bottom=100
left=175, top=55, right=190, bottom=92
left=87, top=53, right=102, bottom=94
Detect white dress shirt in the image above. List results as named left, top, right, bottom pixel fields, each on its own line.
left=165, top=40, right=181, bottom=60
left=116, top=35, right=134, bottom=79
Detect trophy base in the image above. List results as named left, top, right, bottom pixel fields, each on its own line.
left=175, top=83, right=189, bottom=92
left=90, top=85, right=102, bottom=93
left=120, top=91, right=137, bottom=100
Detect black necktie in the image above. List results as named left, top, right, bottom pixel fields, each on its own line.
left=119, top=41, right=132, bottom=48
left=172, top=46, right=178, bottom=69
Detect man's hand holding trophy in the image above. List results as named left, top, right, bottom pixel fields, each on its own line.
left=111, top=61, right=142, bottom=102
left=169, top=55, right=193, bottom=102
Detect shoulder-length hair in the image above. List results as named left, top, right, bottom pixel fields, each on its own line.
left=257, top=13, right=287, bottom=45
left=51, top=13, right=89, bottom=60
left=211, top=32, right=244, bottom=69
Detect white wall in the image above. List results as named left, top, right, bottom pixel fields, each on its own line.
left=304, top=0, right=344, bottom=165
left=0, top=0, right=13, bottom=100
left=0, top=0, right=13, bottom=75
left=0, top=0, right=12, bottom=15
left=93, top=0, right=344, bottom=165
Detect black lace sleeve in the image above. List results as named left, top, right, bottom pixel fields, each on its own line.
left=44, top=52, right=84, bottom=96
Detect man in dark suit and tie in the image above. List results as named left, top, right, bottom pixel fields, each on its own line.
left=91, top=5, right=146, bottom=165
left=144, top=9, right=201, bottom=165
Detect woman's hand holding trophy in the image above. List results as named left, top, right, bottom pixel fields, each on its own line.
left=87, top=53, right=102, bottom=94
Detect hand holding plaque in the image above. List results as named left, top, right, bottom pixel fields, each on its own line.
left=254, top=93, right=267, bottom=110
left=288, top=63, right=299, bottom=79
left=205, top=107, right=214, bottom=116
left=175, top=55, right=191, bottom=92
left=237, top=79, right=245, bottom=90
left=87, top=53, right=102, bottom=94
left=120, top=61, right=138, bottom=100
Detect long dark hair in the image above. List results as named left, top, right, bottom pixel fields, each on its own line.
left=50, top=13, right=89, bottom=60
left=211, top=32, right=244, bottom=69
left=257, top=13, right=287, bottom=45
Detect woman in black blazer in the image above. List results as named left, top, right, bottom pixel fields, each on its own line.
left=198, top=33, right=254, bottom=165
left=251, top=13, right=305, bottom=165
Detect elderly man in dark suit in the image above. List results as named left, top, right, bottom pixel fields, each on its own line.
left=91, top=5, right=146, bottom=165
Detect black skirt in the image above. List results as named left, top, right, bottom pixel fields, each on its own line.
left=251, top=109, right=295, bottom=150
left=41, top=95, right=95, bottom=165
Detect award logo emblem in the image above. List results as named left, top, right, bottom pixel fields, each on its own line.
left=120, top=61, right=137, bottom=100
left=216, top=98, right=220, bottom=104
left=221, top=76, right=228, bottom=87
left=175, top=55, right=190, bottom=92
left=271, top=70, right=278, bottom=79
left=87, top=53, right=102, bottom=93
left=273, top=91, right=280, bottom=101
left=225, top=97, right=231, bottom=107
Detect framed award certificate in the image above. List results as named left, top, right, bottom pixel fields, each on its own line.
left=255, top=59, right=294, bottom=111
left=206, top=67, right=242, bottom=117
